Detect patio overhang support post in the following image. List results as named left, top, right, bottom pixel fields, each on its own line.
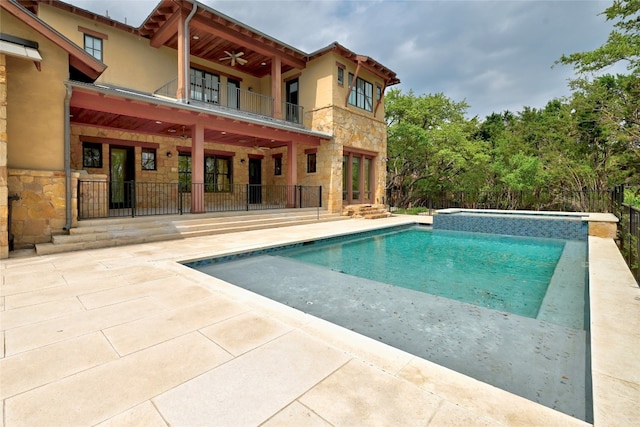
left=286, top=141, right=297, bottom=207
left=191, top=123, right=205, bottom=213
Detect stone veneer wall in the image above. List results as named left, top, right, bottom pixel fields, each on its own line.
left=7, top=169, right=79, bottom=249
left=0, top=54, right=8, bottom=258
left=307, top=105, right=388, bottom=213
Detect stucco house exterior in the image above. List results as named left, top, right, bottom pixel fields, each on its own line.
left=0, top=0, right=399, bottom=258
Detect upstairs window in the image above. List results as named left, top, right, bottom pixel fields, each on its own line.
left=337, top=67, right=344, bottom=86
left=348, top=73, right=373, bottom=112
left=190, top=68, right=220, bottom=103
left=83, top=34, right=103, bottom=61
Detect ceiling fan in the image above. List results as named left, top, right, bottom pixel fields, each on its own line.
left=220, top=51, right=247, bottom=67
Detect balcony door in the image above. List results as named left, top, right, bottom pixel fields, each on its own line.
left=227, top=78, right=240, bottom=109
left=285, top=78, right=299, bottom=123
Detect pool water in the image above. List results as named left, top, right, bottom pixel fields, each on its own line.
left=278, top=228, right=565, bottom=318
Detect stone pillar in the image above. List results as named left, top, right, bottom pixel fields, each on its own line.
left=0, top=54, right=8, bottom=258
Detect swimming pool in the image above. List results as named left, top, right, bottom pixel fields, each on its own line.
left=188, top=225, right=591, bottom=422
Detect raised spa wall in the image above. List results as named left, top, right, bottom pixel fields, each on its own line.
left=434, top=209, right=618, bottom=241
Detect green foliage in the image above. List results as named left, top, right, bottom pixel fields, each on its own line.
left=385, top=1, right=640, bottom=210
left=392, top=207, right=430, bottom=215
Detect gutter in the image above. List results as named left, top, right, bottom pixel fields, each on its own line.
left=64, top=83, right=72, bottom=231
left=183, top=1, right=197, bottom=104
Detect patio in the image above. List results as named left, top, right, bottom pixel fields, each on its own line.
left=1, top=216, right=638, bottom=426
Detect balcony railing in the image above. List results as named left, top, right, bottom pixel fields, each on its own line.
left=155, top=77, right=304, bottom=126
left=78, top=181, right=322, bottom=219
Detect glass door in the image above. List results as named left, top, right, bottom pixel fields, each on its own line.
left=249, top=158, right=262, bottom=204
left=110, top=147, right=134, bottom=209
left=227, top=78, right=240, bottom=109
left=285, top=78, right=299, bottom=123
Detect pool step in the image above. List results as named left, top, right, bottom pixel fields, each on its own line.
left=342, top=204, right=391, bottom=219
left=35, top=209, right=348, bottom=255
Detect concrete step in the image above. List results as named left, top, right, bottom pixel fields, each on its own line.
left=36, top=210, right=349, bottom=255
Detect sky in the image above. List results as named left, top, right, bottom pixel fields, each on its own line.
left=62, top=0, right=620, bottom=119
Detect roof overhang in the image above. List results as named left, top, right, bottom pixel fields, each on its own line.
left=0, top=33, right=41, bottom=61
left=2, top=0, right=106, bottom=80
left=310, top=42, right=400, bottom=86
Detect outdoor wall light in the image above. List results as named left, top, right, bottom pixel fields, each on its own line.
left=240, top=158, right=246, bottom=164
left=166, top=151, right=172, bottom=158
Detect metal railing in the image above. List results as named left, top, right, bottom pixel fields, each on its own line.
left=611, top=184, right=640, bottom=283
left=78, top=181, right=322, bottom=219
left=154, top=77, right=303, bottom=126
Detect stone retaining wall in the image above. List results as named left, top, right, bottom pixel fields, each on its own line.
left=7, top=169, right=78, bottom=249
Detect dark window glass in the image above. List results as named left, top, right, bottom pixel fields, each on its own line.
left=337, top=67, right=344, bottom=86
left=274, top=157, right=282, bottom=176
left=83, top=142, right=102, bottom=168
left=348, top=73, right=373, bottom=112
left=178, top=154, right=191, bottom=192
left=307, top=152, right=317, bottom=173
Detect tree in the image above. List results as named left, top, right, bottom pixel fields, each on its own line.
left=558, top=0, right=640, bottom=75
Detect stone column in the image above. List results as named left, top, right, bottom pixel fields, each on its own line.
left=0, top=54, right=9, bottom=258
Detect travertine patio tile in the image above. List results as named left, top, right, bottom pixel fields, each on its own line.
left=0, top=298, right=85, bottom=330
left=153, top=330, right=349, bottom=427
left=4, top=332, right=231, bottom=427
left=77, top=274, right=209, bottom=310
left=428, top=400, right=500, bottom=426
left=4, top=296, right=167, bottom=355
left=200, top=311, right=292, bottom=356
left=0, top=272, right=67, bottom=297
left=397, top=357, right=588, bottom=427
left=0, top=330, right=4, bottom=358
left=94, top=401, right=168, bottom=427
left=262, top=401, right=332, bottom=427
left=591, top=371, right=640, bottom=426
left=300, top=358, right=441, bottom=426
left=3, top=277, right=131, bottom=310
left=0, top=332, right=118, bottom=399
left=103, top=295, right=248, bottom=355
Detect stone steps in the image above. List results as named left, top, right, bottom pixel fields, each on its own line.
left=36, top=209, right=347, bottom=255
left=342, top=204, right=391, bottom=219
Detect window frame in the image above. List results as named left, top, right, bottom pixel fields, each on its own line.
left=190, top=67, right=220, bottom=104
left=82, top=142, right=102, bottom=168
left=141, top=148, right=156, bottom=171
left=274, top=156, right=282, bottom=176
left=306, top=152, right=317, bottom=174
left=205, top=155, right=232, bottom=193
left=83, top=34, right=103, bottom=61
left=348, top=73, right=374, bottom=112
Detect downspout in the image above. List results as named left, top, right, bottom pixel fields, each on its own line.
left=183, top=1, right=197, bottom=104
left=63, top=83, right=72, bottom=231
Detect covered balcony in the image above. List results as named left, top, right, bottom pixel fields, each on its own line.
left=139, top=0, right=308, bottom=128
left=154, top=76, right=304, bottom=126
